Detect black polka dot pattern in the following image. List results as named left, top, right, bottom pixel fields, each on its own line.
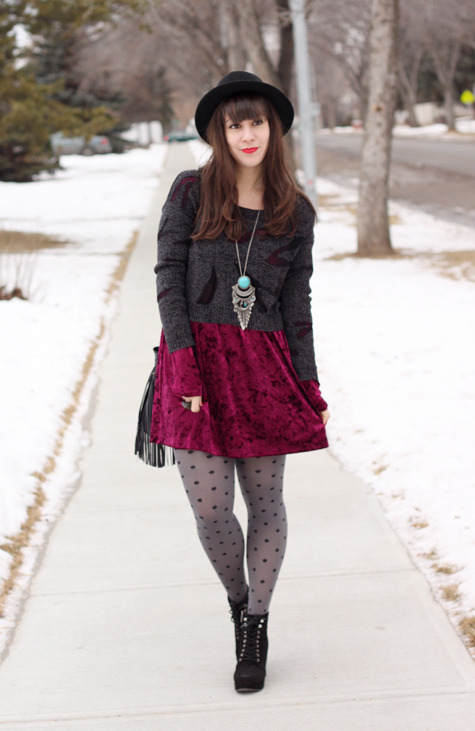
left=175, top=450, right=287, bottom=614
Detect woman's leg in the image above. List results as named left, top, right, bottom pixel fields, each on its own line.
left=175, top=449, right=247, bottom=602
left=236, top=455, right=287, bottom=615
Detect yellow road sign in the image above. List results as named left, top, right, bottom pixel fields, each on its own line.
left=460, top=90, right=474, bottom=105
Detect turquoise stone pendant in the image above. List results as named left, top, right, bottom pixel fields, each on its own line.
left=232, top=277, right=256, bottom=330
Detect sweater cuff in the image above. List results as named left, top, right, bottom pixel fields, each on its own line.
left=170, top=346, right=202, bottom=397
left=301, top=379, right=328, bottom=412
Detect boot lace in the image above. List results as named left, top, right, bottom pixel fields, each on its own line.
left=229, top=594, right=248, bottom=625
left=238, top=615, right=266, bottom=663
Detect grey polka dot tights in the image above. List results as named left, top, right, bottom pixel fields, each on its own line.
left=175, top=450, right=287, bottom=615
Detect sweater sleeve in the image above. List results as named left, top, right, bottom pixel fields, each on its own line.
left=154, top=171, right=200, bottom=353
left=279, top=200, right=320, bottom=382
left=169, top=346, right=202, bottom=398
left=301, top=379, right=328, bottom=412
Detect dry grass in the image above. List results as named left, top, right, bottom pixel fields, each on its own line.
left=0, top=231, right=68, bottom=300
left=419, top=250, right=475, bottom=283
left=318, top=193, right=340, bottom=208
left=0, top=489, right=45, bottom=602
left=390, top=490, right=405, bottom=500
left=0, top=231, right=66, bottom=252
left=411, top=520, right=429, bottom=530
left=321, top=197, right=402, bottom=236
left=432, top=562, right=460, bottom=575
left=325, top=247, right=475, bottom=280
left=326, top=250, right=405, bottom=262
left=419, top=549, right=438, bottom=562
left=318, top=200, right=475, bottom=281
left=409, top=511, right=428, bottom=529
left=417, top=550, right=475, bottom=654
left=459, top=616, right=475, bottom=650
left=441, top=583, right=462, bottom=602
left=0, top=229, right=139, bottom=617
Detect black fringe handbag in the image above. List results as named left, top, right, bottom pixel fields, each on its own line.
left=134, top=347, right=176, bottom=467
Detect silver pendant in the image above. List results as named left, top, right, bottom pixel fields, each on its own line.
left=232, top=276, right=256, bottom=330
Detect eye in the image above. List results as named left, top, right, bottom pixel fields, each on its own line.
left=253, top=118, right=264, bottom=126
left=229, top=122, right=240, bottom=130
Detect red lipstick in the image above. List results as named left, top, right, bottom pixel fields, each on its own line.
left=242, top=147, right=258, bottom=154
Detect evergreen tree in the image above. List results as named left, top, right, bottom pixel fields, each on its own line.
left=0, top=0, right=143, bottom=181
left=0, top=3, right=60, bottom=180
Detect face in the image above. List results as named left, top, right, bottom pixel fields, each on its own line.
left=224, top=114, right=270, bottom=170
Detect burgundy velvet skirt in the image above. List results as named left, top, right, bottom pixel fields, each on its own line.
left=150, top=322, right=328, bottom=458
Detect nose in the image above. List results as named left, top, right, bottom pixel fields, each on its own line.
left=241, top=123, right=255, bottom=142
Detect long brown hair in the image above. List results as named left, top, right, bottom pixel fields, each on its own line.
left=192, top=94, right=305, bottom=242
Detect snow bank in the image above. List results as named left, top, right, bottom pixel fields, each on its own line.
left=0, top=145, right=166, bottom=588
left=330, top=117, right=475, bottom=137
left=315, top=177, right=475, bottom=623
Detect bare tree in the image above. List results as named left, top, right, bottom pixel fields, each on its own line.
left=221, top=0, right=247, bottom=70
left=397, top=0, right=425, bottom=126
left=420, top=0, right=475, bottom=130
left=76, top=0, right=303, bottom=127
left=75, top=19, right=174, bottom=124
left=357, top=0, right=399, bottom=256
left=231, top=0, right=282, bottom=87
left=71, top=0, right=475, bottom=135
left=308, top=0, right=372, bottom=121
left=276, top=0, right=295, bottom=96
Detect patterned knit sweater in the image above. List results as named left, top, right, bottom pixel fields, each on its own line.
left=155, top=169, right=320, bottom=382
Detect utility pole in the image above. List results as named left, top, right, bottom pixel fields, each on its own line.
left=291, top=0, right=318, bottom=209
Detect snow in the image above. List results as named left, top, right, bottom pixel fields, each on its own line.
left=330, top=117, right=475, bottom=137
left=313, top=178, right=475, bottom=626
left=1, top=138, right=475, bottom=653
left=0, top=145, right=166, bottom=601
left=393, top=117, right=475, bottom=137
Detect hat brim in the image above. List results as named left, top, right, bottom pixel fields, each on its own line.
left=195, top=80, right=294, bottom=142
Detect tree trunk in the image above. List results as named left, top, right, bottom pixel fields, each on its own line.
left=398, top=70, right=419, bottom=126
left=234, top=0, right=282, bottom=89
left=357, top=0, right=399, bottom=256
left=322, top=98, right=337, bottom=129
left=429, top=41, right=460, bottom=132
left=397, top=53, right=421, bottom=127
left=405, top=96, right=419, bottom=127
left=443, top=83, right=456, bottom=131
left=222, top=0, right=247, bottom=71
left=277, top=0, right=294, bottom=97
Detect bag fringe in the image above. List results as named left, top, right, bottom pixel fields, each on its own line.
left=134, top=347, right=175, bottom=468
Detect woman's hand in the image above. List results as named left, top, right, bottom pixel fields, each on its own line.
left=182, top=395, right=203, bottom=413
left=320, top=409, right=330, bottom=426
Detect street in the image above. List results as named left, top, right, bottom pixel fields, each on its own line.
left=316, top=133, right=475, bottom=177
left=314, top=132, right=475, bottom=227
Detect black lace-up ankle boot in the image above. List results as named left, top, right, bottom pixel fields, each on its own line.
left=234, top=612, right=269, bottom=692
left=228, top=590, right=248, bottom=659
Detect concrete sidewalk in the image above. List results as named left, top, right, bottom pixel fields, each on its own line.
left=0, top=145, right=474, bottom=730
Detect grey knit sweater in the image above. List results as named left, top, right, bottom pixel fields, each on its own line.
left=155, top=169, right=319, bottom=381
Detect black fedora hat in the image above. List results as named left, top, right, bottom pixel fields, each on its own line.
left=195, top=70, right=294, bottom=142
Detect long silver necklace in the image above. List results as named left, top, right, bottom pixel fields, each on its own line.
left=232, top=211, right=260, bottom=330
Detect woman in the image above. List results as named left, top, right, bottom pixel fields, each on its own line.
left=150, top=71, right=329, bottom=692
